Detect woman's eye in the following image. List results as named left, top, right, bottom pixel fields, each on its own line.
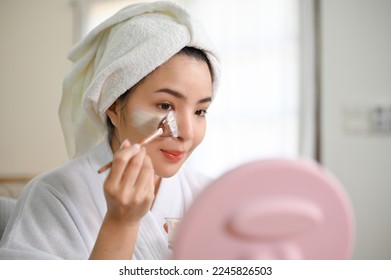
left=195, top=109, right=207, bottom=117
left=157, top=103, right=173, bottom=111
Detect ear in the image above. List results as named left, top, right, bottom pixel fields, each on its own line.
left=106, top=101, right=121, bottom=128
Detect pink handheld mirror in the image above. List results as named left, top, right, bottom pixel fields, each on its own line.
left=173, top=159, right=354, bottom=259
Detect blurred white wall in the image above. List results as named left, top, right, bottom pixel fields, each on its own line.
left=321, top=0, right=391, bottom=259
left=0, top=0, right=72, bottom=177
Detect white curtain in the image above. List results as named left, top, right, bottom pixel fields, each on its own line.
left=181, top=0, right=305, bottom=177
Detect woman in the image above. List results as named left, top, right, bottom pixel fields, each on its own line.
left=0, top=1, right=220, bottom=259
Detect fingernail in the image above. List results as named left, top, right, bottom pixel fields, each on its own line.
left=120, top=139, right=130, bottom=149
left=133, top=144, right=141, bottom=151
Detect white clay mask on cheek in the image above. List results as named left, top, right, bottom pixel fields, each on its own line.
left=130, top=110, right=165, bottom=136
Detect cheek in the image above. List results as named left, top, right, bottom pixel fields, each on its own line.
left=119, top=109, right=164, bottom=143
left=191, top=120, right=207, bottom=150
left=129, top=110, right=165, bottom=136
left=116, top=119, right=144, bottom=145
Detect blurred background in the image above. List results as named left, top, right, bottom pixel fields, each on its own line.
left=0, top=0, right=390, bottom=259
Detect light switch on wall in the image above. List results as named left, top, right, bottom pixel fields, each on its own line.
left=343, top=103, right=391, bottom=135
left=343, top=105, right=371, bottom=134
left=370, top=105, right=391, bottom=133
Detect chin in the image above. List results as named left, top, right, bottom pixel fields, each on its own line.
left=154, top=164, right=183, bottom=178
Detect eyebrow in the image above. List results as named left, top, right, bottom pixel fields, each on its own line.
left=156, top=88, right=212, bottom=104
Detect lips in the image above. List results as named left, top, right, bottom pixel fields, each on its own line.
left=160, top=149, right=185, bottom=163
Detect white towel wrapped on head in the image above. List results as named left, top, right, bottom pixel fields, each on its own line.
left=59, top=1, right=221, bottom=159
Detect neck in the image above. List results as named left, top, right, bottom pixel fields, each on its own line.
left=110, top=135, right=121, bottom=153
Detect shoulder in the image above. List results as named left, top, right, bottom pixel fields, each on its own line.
left=21, top=155, right=93, bottom=200
left=37, top=156, right=88, bottom=183
left=15, top=142, right=109, bottom=215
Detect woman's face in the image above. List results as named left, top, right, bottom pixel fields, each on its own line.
left=107, top=53, right=213, bottom=178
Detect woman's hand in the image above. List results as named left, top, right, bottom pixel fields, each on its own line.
left=90, top=139, right=155, bottom=259
left=104, top=139, right=155, bottom=226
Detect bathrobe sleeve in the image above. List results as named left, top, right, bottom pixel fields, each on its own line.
left=0, top=140, right=112, bottom=260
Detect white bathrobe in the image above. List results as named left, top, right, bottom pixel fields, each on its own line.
left=0, top=140, right=210, bottom=260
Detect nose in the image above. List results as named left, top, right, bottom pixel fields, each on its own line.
left=175, top=112, right=194, bottom=142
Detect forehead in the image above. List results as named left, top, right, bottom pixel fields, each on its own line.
left=128, top=54, right=213, bottom=101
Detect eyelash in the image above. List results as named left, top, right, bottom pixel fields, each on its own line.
left=157, top=103, right=208, bottom=118
left=157, top=102, right=173, bottom=111
left=195, top=109, right=208, bottom=117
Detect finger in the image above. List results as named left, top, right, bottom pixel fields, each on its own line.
left=132, top=155, right=155, bottom=204
left=134, top=152, right=154, bottom=188
left=106, top=142, right=141, bottom=189
left=119, top=146, right=147, bottom=190
left=146, top=156, right=156, bottom=193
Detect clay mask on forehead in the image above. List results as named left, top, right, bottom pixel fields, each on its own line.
left=130, top=110, right=166, bottom=136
